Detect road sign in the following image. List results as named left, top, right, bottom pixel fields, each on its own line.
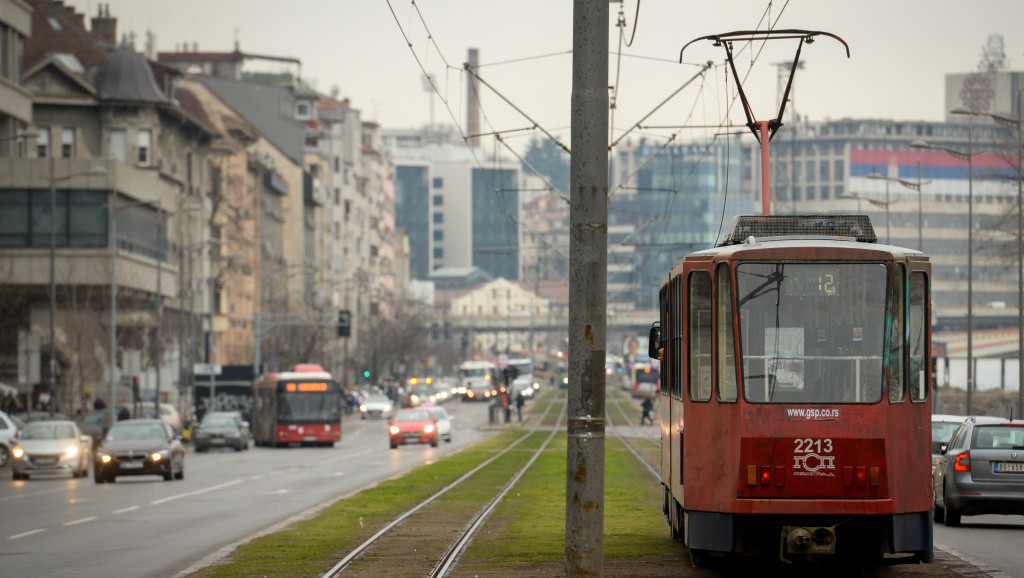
left=193, top=363, right=223, bottom=376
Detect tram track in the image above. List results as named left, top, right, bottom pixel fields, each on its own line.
left=323, top=398, right=565, bottom=578
left=606, top=391, right=660, bottom=480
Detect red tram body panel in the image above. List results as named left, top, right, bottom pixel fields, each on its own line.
left=656, top=215, right=932, bottom=563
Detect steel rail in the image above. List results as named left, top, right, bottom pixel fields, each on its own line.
left=431, top=408, right=566, bottom=577
left=606, top=392, right=660, bottom=480
left=322, top=400, right=560, bottom=577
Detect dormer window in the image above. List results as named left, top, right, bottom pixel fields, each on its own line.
left=296, top=102, right=311, bottom=119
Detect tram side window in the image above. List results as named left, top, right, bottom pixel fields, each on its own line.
left=671, top=275, right=685, bottom=399
left=888, top=265, right=906, bottom=403
left=716, top=264, right=738, bottom=402
left=908, top=271, right=928, bottom=402
left=689, top=271, right=712, bottom=402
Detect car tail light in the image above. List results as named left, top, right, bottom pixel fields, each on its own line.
left=954, top=452, right=971, bottom=472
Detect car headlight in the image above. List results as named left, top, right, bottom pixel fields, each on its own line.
left=423, top=424, right=435, bottom=433
left=99, top=453, right=112, bottom=464
left=64, top=445, right=80, bottom=458
left=410, top=395, right=419, bottom=404
left=389, top=426, right=400, bottom=435
left=151, top=450, right=169, bottom=462
left=12, top=446, right=24, bottom=459
left=359, top=405, right=367, bottom=412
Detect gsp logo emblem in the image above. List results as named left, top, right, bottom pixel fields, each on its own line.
left=793, top=438, right=836, bottom=477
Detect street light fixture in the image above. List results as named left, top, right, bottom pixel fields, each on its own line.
left=44, top=161, right=107, bottom=417
left=866, top=165, right=931, bottom=251
left=950, top=96, right=1024, bottom=418
left=912, top=122, right=976, bottom=414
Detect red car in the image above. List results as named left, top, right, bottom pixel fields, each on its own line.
left=388, top=408, right=438, bottom=449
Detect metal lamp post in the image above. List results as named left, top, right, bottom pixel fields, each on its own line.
left=866, top=166, right=931, bottom=251
left=913, top=124, right=975, bottom=414
left=951, top=96, right=1024, bottom=417
left=45, top=161, right=106, bottom=417
left=108, top=196, right=165, bottom=428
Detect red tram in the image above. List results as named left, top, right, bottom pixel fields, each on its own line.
left=651, top=214, right=932, bottom=564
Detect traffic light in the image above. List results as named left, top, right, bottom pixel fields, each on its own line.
left=337, top=310, right=351, bottom=338
left=363, top=370, right=371, bottom=379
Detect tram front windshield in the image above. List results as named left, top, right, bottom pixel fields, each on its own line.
left=736, top=262, right=888, bottom=403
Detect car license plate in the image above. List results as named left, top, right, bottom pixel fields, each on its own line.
left=120, top=461, right=143, bottom=469
left=995, top=461, right=1024, bottom=473
left=303, top=436, right=317, bottom=442
left=35, top=457, right=56, bottom=466
left=211, top=438, right=225, bottom=444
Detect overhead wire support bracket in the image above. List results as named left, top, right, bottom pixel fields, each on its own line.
left=678, top=29, right=849, bottom=215
left=463, top=62, right=570, bottom=154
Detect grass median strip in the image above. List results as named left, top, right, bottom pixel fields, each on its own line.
left=456, top=433, right=677, bottom=571
left=187, top=429, right=528, bottom=577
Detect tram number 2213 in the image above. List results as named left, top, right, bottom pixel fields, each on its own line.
left=792, top=438, right=836, bottom=474
left=794, top=438, right=833, bottom=454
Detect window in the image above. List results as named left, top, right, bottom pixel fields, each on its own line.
left=109, top=129, right=127, bottom=162
left=888, top=265, right=905, bottom=403
left=433, top=230, right=443, bottom=241
left=689, top=271, right=712, bottom=402
left=433, top=195, right=443, bottom=206
left=61, top=128, right=75, bottom=158
left=36, top=128, right=49, bottom=158
left=908, top=271, right=928, bottom=402
left=137, top=129, right=152, bottom=166
left=296, top=102, right=310, bottom=119
left=0, top=25, right=8, bottom=79
left=738, top=262, right=888, bottom=404
left=432, top=177, right=443, bottom=188
left=433, top=212, right=443, bottom=224
left=716, top=264, right=737, bottom=402
left=819, top=160, right=830, bottom=181
left=433, top=247, right=443, bottom=259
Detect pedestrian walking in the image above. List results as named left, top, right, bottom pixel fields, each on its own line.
left=641, top=397, right=654, bottom=426
left=515, top=389, right=525, bottom=422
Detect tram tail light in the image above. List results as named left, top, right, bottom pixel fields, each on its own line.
left=954, top=452, right=971, bottom=472
left=774, top=465, right=785, bottom=487
left=746, top=465, right=757, bottom=486
left=868, top=466, right=880, bottom=487
left=855, top=466, right=867, bottom=487
left=760, top=465, right=771, bottom=486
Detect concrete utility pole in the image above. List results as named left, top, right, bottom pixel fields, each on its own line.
left=565, top=1, right=608, bottom=576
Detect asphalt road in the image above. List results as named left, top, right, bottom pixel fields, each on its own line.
left=0, top=399, right=494, bottom=578
left=934, top=514, right=1024, bottom=578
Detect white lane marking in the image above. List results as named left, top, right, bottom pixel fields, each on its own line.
left=0, top=486, right=67, bottom=503
left=150, top=478, right=245, bottom=506
left=248, top=474, right=264, bottom=481
left=113, top=506, right=140, bottom=515
left=8, top=529, right=45, bottom=540
left=63, top=516, right=97, bottom=527
left=269, top=489, right=291, bottom=494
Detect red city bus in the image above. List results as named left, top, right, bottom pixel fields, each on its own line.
left=652, top=215, right=932, bottom=564
left=252, top=364, right=342, bottom=447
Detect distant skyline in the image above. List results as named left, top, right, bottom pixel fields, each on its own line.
left=99, top=1, right=1024, bottom=150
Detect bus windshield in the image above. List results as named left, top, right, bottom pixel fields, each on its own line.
left=276, top=386, right=341, bottom=423
left=460, top=367, right=490, bottom=378
left=736, top=262, right=888, bottom=404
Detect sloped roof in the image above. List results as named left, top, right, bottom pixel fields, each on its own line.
left=89, top=45, right=169, bottom=103
left=199, top=75, right=305, bottom=164
left=24, top=0, right=114, bottom=71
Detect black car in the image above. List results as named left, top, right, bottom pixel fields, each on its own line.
left=193, top=412, right=250, bottom=452
left=933, top=416, right=1024, bottom=526
left=94, top=419, right=184, bottom=483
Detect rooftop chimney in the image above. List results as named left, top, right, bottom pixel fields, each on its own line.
left=91, top=3, right=117, bottom=46
left=466, top=48, right=481, bottom=149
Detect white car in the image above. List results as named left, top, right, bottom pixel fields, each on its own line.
left=360, top=395, right=394, bottom=419
left=511, top=376, right=536, bottom=399
left=426, top=405, right=453, bottom=443
left=11, top=420, right=91, bottom=480
left=0, top=410, right=23, bottom=467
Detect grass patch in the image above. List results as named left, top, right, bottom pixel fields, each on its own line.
left=188, top=429, right=528, bottom=577
left=460, top=432, right=676, bottom=569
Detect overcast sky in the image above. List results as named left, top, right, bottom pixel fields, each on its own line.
left=100, top=1, right=1024, bottom=150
